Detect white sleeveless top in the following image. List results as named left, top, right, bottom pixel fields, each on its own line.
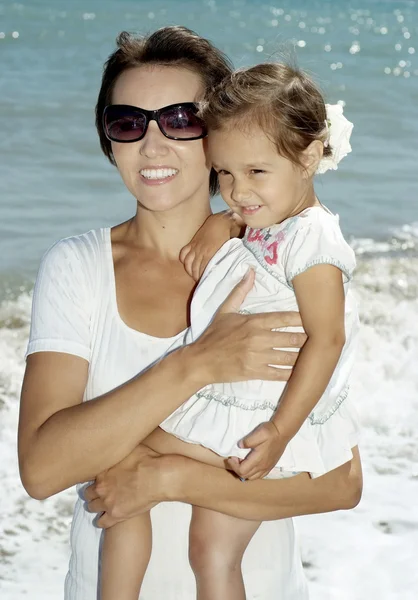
left=26, top=228, right=308, bottom=600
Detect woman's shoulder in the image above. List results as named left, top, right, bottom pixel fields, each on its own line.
left=41, top=227, right=109, bottom=269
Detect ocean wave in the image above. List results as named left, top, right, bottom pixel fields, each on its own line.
left=350, top=222, right=418, bottom=256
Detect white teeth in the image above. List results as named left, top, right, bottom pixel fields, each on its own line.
left=140, top=168, right=178, bottom=179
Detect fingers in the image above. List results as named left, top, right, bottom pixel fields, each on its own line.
left=239, top=423, right=265, bottom=449
left=250, top=311, right=304, bottom=331
left=192, top=255, right=204, bottom=282
left=86, top=497, right=105, bottom=514
left=179, top=244, right=191, bottom=264
left=95, top=511, right=119, bottom=529
left=268, top=349, right=298, bottom=366
left=231, top=212, right=245, bottom=226
left=218, top=269, right=255, bottom=314
left=83, top=483, right=98, bottom=502
left=268, top=328, right=307, bottom=349
left=235, top=451, right=264, bottom=480
left=247, top=470, right=270, bottom=481
left=183, top=250, right=196, bottom=278
left=266, top=366, right=293, bottom=381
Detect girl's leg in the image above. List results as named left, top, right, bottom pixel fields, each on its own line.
left=143, top=426, right=229, bottom=469
left=189, top=506, right=260, bottom=600
left=145, top=429, right=260, bottom=598
left=100, top=512, right=152, bottom=600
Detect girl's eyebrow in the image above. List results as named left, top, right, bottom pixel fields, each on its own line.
left=245, top=162, right=272, bottom=168
left=212, top=161, right=272, bottom=170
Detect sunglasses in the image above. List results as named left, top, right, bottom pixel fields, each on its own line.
left=103, top=102, right=207, bottom=143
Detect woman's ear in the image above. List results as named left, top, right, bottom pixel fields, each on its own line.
left=301, top=140, right=324, bottom=177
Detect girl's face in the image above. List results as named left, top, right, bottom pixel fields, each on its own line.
left=110, top=65, right=211, bottom=214
left=208, top=125, right=315, bottom=229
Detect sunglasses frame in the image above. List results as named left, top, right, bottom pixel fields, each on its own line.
left=103, top=102, right=208, bottom=143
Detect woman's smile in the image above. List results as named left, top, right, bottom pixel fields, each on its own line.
left=139, top=166, right=179, bottom=185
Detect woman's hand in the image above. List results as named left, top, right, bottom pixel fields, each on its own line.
left=83, top=445, right=170, bottom=528
left=187, top=269, right=306, bottom=386
left=180, top=211, right=242, bottom=281
left=227, top=421, right=290, bottom=481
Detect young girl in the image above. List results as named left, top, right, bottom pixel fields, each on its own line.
left=100, top=62, right=359, bottom=599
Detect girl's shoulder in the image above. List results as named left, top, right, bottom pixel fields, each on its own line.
left=244, top=207, right=356, bottom=285
left=285, top=205, right=343, bottom=236
left=270, top=205, right=350, bottom=252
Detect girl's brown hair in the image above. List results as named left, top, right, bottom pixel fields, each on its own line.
left=201, top=62, right=332, bottom=168
left=96, top=26, right=233, bottom=195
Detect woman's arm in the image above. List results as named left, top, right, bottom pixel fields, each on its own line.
left=84, top=445, right=362, bottom=528
left=19, top=273, right=305, bottom=500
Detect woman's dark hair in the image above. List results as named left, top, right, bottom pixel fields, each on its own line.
left=96, top=26, right=233, bottom=196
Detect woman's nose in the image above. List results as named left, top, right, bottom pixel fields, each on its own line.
left=139, top=121, right=169, bottom=158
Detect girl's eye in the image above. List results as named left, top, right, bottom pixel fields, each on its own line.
left=217, top=169, right=231, bottom=176
left=250, top=169, right=265, bottom=174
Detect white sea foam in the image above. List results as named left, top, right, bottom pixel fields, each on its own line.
left=350, top=222, right=418, bottom=255
left=1, top=253, right=417, bottom=599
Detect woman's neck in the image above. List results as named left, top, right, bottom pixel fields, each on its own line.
left=126, top=199, right=212, bottom=259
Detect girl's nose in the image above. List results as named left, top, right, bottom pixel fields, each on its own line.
left=231, top=182, right=251, bottom=203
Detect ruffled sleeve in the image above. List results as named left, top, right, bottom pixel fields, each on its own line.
left=281, top=211, right=356, bottom=288
left=26, top=237, right=93, bottom=361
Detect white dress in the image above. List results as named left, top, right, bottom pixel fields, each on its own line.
left=161, top=207, right=359, bottom=477
left=26, top=227, right=309, bottom=600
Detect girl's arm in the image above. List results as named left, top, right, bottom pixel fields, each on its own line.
left=18, top=273, right=305, bottom=500
left=272, top=263, right=346, bottom=437
left=84, top=444, right=362, bottom=528
left=180, top=211, right=244, bottom=280
left=222, top=263, right=348, bottom=481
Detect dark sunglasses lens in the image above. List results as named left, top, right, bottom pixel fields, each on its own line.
left=105, top=108, right=147, bottom=141
left=160, top=106, right=206, bottom=139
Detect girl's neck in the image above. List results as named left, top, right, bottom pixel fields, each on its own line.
left=287, top=185, right=319, bottom=219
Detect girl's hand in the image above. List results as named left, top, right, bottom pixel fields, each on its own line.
left=188, top=269, right=306, bottom=386
left=227, top=422, right=290, bottom=481
left=180, top=211, right=242, bottom=281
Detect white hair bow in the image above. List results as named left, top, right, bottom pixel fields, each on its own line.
left=317, top=103, right=353, bottom=174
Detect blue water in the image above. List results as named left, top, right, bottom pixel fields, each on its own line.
left=0, top=0, right=417, bottom=284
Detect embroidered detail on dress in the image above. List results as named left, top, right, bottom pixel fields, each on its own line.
left=243, top=219, right=298, bottom=285
left=287, top=257, right=353, bottom=287
left=309, top=385, right=350, bottom=425
left=241, top=242, right=290, bottom=287
left=196, top=385, right=350, bottom=421
left=246, top=228, right=265, bottom=243
left=196, top=390, right=277, bottom=412
left=265, top=240, right=279, bottom=265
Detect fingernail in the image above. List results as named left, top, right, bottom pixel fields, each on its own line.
left=238, top=440, right=244, bottom=448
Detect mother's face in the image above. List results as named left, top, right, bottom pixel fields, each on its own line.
left=110, top=65, right=211, bottom=213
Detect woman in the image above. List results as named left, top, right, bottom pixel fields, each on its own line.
left=18, top=26, right=362, bottom=600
